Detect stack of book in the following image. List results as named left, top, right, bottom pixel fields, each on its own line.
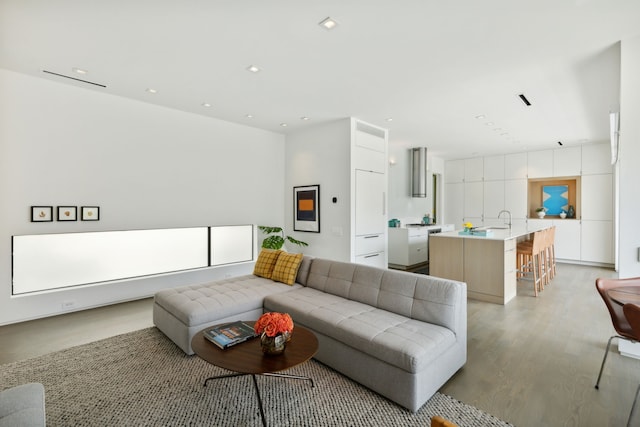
left=203, top=321, right=258, bottom=349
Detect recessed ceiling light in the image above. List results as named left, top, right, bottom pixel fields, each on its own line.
left=146, top=88, right=157, bottom=94
left=280, top=123, right=288, bottom=127
left=484, top=122, right=494, bottom=126
left=245, top=114, right=254, bottom=119
left=202, top=103, right=212, bottom=108
left=475, top=115, right=485, bottom=119
left=385, top=117, right=393, bottom=122
left=246, top=65, right=261, bottom=73
left=300, top=116, right=310, bottom=121
left=72, top=68, right=87, bottom=75
left=319, top=17, right=338, bottom=30
left=492, top=128, right=502, bottom=132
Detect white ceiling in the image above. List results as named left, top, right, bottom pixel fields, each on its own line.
left=2, top=0, right=639, bottom=159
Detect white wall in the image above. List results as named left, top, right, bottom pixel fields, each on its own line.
left=285, top=119, right=352, bottom=261
left=387, top=143, right=444, bottom=222
left=0, top=69, right=286, bottom=324
left=618, top=35, right=640, bottom=277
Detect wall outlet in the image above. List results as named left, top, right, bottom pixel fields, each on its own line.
left=62, top=300, right=75, bottom=310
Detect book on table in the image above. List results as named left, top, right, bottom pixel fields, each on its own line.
left=203, top=321, right=258, bottom=349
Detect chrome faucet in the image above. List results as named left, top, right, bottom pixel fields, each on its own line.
left=498, top=210, right=512, bottom=229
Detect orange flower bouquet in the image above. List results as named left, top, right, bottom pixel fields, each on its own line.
left=254, top=312, right=294, bottom=337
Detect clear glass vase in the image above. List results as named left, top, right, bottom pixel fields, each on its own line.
left=260, top=333, right=286, bottom=355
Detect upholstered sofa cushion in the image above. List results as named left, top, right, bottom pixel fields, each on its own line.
left=264, top=287, right=457, bottom=373
left=271, top=252, right=303, bottom=285
left=154, top=275, right=301, bottom=327
left=253, top=249, right=282, bottom=279
left=304, top=258, right=464, bottom=333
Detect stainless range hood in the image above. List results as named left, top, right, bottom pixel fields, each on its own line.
left=411, top=147, right=427, bottom=198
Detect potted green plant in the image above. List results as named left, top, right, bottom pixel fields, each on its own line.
left=535, top=207, right=547, bottom=218
left=258, top=226, right=308, bottom=250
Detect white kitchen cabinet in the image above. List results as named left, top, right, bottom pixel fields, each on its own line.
left=388, top=227, right=428, bottom=267
left=445, top=182, right=464, bottom=225
left=445, top=160, right=465, bottom=183
left=527, top=218, right=548, bottom=229
left=483, top=180, right=505, bottom=219
left=355, top=234, right=385, bottom=256
left=553, top=147, right=581, bottom=177
left=527, top=150, right=553, bottom=178
left=505, top=153, right=528, bottom=179
left=484, top=155, right=505, bottom=181
left=553, top=220, right=581, bottom=261
left=355, top=252, right=387, bottom=268
left=354, top=128, right=386, bottom=173
left=464, top=181, right=484, bottom=218
left=581, top=220, right=614, bottom=264
left=505, top=179, right=528, bottom=219
left=351, top=120, right=388, bottom=267
left=443, top=142, right=614, bottom=267
left=355, top=170, right=386, bottom=236
left=464, top=157, right=484, bottom=182
left=581, top=174, right=613, bottom=221
left=582, top=143, right=613, bottom=175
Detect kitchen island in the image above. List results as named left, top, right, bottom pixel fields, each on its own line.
left=429, top=225, right=551, bottom=304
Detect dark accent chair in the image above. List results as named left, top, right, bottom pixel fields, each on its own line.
left=594, top=277, right=640, bottom=390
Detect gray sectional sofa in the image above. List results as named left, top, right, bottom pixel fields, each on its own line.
left=153, top=256, right=466, bottom=412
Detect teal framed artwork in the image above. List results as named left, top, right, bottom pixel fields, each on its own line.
left=542, top=185, right=568, bottom=215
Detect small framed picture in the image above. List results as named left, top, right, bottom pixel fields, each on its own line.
left=31, top=206, right=53, bottom=222
left=81, top=206, right=100, bottom=221
left=57, top=206, right=77, bottom=221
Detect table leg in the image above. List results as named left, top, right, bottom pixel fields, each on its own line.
left=203, top=372, right=247, bottom=387
left=262, top=372, right=315, bottom=388
left=252, top=374, right=267, bottom=427
left=201, top=371, right=314, bottom=427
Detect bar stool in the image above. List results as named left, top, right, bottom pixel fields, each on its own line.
left=516, top=230, right=545, bottom=296
left=545, top=226, right=557, bottom=282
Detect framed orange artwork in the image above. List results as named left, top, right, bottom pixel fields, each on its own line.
left=294, top=185, right=320, bottom=233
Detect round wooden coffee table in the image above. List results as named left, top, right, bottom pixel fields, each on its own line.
left=192, top=322, right=318, bottom=427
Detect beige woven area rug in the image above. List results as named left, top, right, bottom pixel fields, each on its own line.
left=0, top=327, right=513, bottom=426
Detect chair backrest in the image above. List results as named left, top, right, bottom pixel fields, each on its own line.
left=531, top=230, right=545, bottom=254
left=595, top=277, right=640, bottom=339
left=623, top=303, right=640, bottom=337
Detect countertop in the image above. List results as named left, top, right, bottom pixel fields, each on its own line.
left=433, top=224, right=551, bottom=241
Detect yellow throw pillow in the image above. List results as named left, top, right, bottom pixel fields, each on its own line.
left=271, top=252, right=304, bottom=285
left=253, top=249, right=282, bottom=279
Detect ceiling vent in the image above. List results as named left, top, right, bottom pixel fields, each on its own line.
left=411, top=147, right=427, bottom=198
left=42, top=70, right=107, bottom=88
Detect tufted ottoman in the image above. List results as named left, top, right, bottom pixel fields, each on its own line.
left=153, top=275, right=301, bottom=354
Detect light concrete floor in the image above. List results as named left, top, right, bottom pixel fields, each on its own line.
left=0, top=297, right=154, bottom=364
left=1, top=264, right=637, bottom=426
